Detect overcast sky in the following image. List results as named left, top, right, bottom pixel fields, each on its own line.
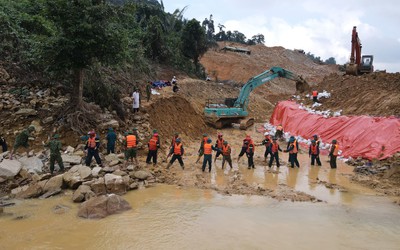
left=163, top=0, right=400, bottom=73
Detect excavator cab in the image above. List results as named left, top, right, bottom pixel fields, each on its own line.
left=359, top=55, right=374, bottom=74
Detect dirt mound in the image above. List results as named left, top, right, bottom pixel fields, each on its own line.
left=147, top=95, right=207, bottom=140
left=315, top=72, right=400, bottom=116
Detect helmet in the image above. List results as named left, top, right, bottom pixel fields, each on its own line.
left=153, top=129, right=157, bottom=133
left=133, top=127, right=138, bottom=131
left=332, top=139, right=337, bottom=144
left=289, top=136, right=295, bottom=142
left=174, top=132, right=179, bottom=136
left=207, top=138, right=212, bottom=143
left=203, top=133, right=208, bottom=137
left=28, top=125, right=35, bottom=132
left=218, top=132, right=223, bottom=137
left=128, top=131, right=133, bottom=135
left=154, top=133, right=159, bottom=137
left=264, top=132, right=269, bottom=136
left=311, top=140, right=316, bottom=143
left=313, top=134, right=318, bottom=138
left=108, top=127, right=114, bottom=132
left=223, top=141, right=228, bottom=144
left=88, top=130, right=95, bottom=135
left=176, top=138, right=181, bottom=143
left=53, top=134, right=60, bottom=139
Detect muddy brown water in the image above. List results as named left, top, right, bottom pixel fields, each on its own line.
left=1, top=126, right=400, bottom=249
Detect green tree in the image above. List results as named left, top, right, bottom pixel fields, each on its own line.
left=181, top=19, right=208, bottom=69
left=325, top=57, right=336, bottom=65
left=145, top=15, right=165, bottom=61
left=42, top=0, right=128, bottom=106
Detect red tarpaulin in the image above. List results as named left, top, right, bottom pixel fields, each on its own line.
left=270, top=101, right=400, bottom=160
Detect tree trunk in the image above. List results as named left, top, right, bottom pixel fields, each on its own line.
left=72, top=68, right=84, bottom=107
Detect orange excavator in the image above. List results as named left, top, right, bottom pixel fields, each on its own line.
left=345, top=26, right=374, bottom=75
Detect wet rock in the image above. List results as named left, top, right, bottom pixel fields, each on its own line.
left=16, top=183, right=43, bottom=199
left=62, top=155, right=82, bottom=165
left=133, top=170, right=152, bottom=180
left=109, top=160, right=120, bottom=167
left=63, top=165, right=92, bottom=189
left=77, top=194, right=131, bottom=219
left=41, top=174, right=64, bottom=193
left=129, top=182, right=139, bottom=190
left=18, top=156, right=43, bottom=174
left=104, top=154, right=119, bottom=162
left=113, top=169, right=127, bottom=176
left=0, top=160, right=22, bottom=178
left=99, top=119, right=119, bottom=130
left=72, top=185, right=95, bottom=203
left=53, top=204, right=70, bottom=214
left=102, top=166, right=115, bottom=173
left=104, top=173, right=126, bottom=195
left=11, top=185, right=29, bottom=195
left=64, top=146, right=75, bottom=154
left=90, top=177, right=106, bottom=195
left=15, top=108, right=37, bottom=116
left=42, top=116, right=54, bottom=124
left=40, top=188, right=62, bottom=199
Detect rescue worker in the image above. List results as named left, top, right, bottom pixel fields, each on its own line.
left=275, top=124, right=283, bottom=140
left=258, top=132, right=272, bottom=162
left=167, top=138, right=184, bottom=169
left=146, top=133, right=160, bottom=165
left=146, top=81, right=152, bottom=102
left=284, top=136, right=300, bottom=168
left=202, top=138, right=218, bottom=172
left=214, top=133, right=224, bottom=163
left=106, top=127, right=117, bottom=154
left=0, top=135, right=7, bottom=153
left=85, top=130, right=103, bottom=167
left=237, top=135, right=252, bottom=162
left=246, top=138, right=256, bottom=169
left=124, top=130, right=138, bottom=166
left=309, top=139, right=322, bottom=166
left=221, top=141, right=233, bottom=169
left=329, top=139, right=339, bottom=169
left=43, top=134, right=64, bottom=175
left=312, top=90, right=318, bottom=103
left=269, top=137, right=282, bottom=168
left=166, top=132, right=179, bottom=161
left=196, top=133, right=208, bottom=164
left=313, top=134, right=321, bottom=147
left=9, top=125, right=35, bottom=160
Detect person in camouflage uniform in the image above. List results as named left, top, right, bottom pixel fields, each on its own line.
left=44, top=134, right=64, bottom=175
left=9, top=125, right=35, bottom=160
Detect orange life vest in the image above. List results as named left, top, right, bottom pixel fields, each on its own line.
left=247, top=141, right=255, bottom=153
left=217, top=138, right=224, bottom=148
left=290, top=140, right=298, bottom=154
left=312, top=90, right=318, bottom=97
left=271, top=142, right=279, bottom=153
left=126, top=135, right=136, bottom=148
left=174, top=143, right=182, bottom=155
left=310, top=144, right=318, bottom=155
left=204, top=143, right=212, bottom=155
left=148, top=136, right=158, bottom=150
left=332, top=144, right=339, bottom=156
left=87, top=136, right=96, bottom=148
left=222, top=144, right=231, bottom=156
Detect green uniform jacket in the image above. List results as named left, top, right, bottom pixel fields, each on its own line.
left=45, top=140, right=62, bottom=156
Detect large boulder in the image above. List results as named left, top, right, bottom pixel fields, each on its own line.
left=90, top=177, right=107, bottom=195
left=40, top=174, right=64, bottom=193
left=99, top=120, right=119, bottom=130
left=72, top=185, right=95, bottom=203
left=18, top=156, right=43, bottom=174
left=61, top=155, right=82, bottom=165
left=133, top=170, right=152, bottom=180
left=15, top=183, right=43, bottom=199
left=104, top=173, right=126, bottom=195
left=63, top=165, right=92, bottom=189
left=77, top=194, right=131, bottom=219
left=0, top=159, right=22, bottom=178
left=15, top=108, right=37, bottom=116
left=104, top=154, right=119, bottom=163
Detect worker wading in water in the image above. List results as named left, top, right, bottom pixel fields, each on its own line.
left=269, top=137, right=282, bottom=169
left=202, top=138, right=218, bottom=172
left=284, top=136, right=300, bottom=168
left=329, top=139, right=339, bottom=169
left=221, top=141, right=233, bottom=169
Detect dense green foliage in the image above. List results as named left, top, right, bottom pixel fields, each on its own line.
left=0, top=0, right=209, bottom=109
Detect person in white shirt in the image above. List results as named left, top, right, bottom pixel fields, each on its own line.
left=132, top=88, right=140, bottom=113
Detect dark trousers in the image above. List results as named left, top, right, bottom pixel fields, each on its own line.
left=86, top=148, right=102, bottom=166
left=215, top=150, right=222, bottom=158
left=222, top=155, right=233, bottom=168
left=170, top=154, right=184, bottom=167
left=50, top=154, right=64, bottom=173
left=313, top=96, right=318, bottom=103
left=311, top=154, right=322, bottom=166
left=202, top=154, right=212, bottom=172
left=146, top=150, right=158, bottom=164
left=107, top=143, right=115, bottom=154
left=264, top=149, right=273, bottom=159
left=289, top=153, right=300, bottom=168
left=269, top=152, right=280, bottom=168
left=330, top=155, right=337, bottom=169
left=247, top=152, right=254, bottom=168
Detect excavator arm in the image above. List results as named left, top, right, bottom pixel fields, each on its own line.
left=204, top=66, right=309, bottom=129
